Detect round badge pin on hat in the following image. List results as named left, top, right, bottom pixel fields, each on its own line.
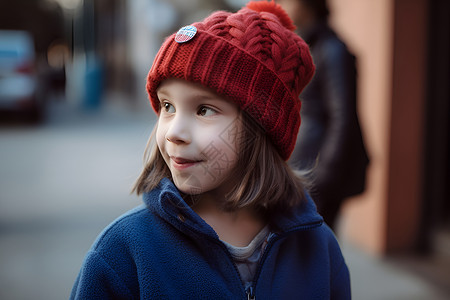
left=175, top=25, right=197, bottom=43
left=147, top=1, right=315, bottom=160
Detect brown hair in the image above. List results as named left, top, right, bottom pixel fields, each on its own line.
left=132, top=112, right=308, bottom=213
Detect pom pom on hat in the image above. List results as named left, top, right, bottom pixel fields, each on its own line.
left=146, top=0, right=315, bottom=160
left=246, top=0, right=296, bottom=31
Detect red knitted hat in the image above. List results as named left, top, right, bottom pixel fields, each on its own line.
left=146, top=0, right=315, bottom=160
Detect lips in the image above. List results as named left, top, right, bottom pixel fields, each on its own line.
left=170, top=156, right=203, bottom=170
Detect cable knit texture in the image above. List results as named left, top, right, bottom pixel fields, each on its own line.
left=146, top=1, right=315, bottom=160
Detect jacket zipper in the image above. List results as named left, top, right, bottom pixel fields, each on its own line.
left=216, top=241, right=250, bottom=299
left=246, top=286, right=255, bottom=300
left=176, top=219, right=249, bottom=299
left=247, top=221, right=323, bottom=299
left=171, top=208, right=322, bottom=299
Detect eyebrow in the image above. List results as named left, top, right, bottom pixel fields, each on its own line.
left=156, top=88, right=170, bottom=97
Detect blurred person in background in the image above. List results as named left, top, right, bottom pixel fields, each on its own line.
left=277, top=0, right=369, bottom=231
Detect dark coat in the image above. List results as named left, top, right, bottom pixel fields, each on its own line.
left=71, top=178, right=351, bottom=299
left=290, top=22, right=369, bottom=199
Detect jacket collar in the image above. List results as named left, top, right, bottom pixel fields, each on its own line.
left=268, top=191, right=323, bottom=234
left=143, top=178, right=323, bottom=237
left=144, top=178, right=219, bottom=239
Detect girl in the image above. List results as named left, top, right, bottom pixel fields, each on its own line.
left=71, top=1, right=350, bottom=299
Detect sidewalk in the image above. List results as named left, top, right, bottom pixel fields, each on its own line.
left=340, top=239, right=449, bottom=300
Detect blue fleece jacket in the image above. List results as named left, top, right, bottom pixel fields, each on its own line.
left=71, top=178, right=351, bottom=299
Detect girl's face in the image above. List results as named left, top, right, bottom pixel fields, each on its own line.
left=156, top=79, right=241, bottom=196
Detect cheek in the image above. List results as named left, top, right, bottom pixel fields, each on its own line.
left=155, top=121, right=166, bottom=154
left=204, top=125, right=240, bottom=170
left=216, top=117, right=242, bottom=155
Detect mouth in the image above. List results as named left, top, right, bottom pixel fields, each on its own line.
left=170, top=156, right=203, bottom=170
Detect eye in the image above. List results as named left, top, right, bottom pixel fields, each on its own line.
left=197, top=106, right=217, bottom=117
left=162, top=102, right=175, bottom=113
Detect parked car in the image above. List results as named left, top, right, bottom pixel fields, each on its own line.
left=0, top=30, right=43, bottom=122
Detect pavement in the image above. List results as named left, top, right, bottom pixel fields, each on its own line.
left=0, top=96, right=449, bottom=299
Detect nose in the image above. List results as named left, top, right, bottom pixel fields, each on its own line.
left=165, top=114, right=192, bottom=144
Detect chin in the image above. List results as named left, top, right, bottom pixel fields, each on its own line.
left=173, top=175, right=205, bottom=195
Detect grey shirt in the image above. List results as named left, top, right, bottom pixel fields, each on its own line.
left=222, top=225, right=271, bottom=289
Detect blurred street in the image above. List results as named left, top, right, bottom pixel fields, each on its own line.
left=0, top=96, right=153, bottom=299
left=0, top=96, right=449, bottom=299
